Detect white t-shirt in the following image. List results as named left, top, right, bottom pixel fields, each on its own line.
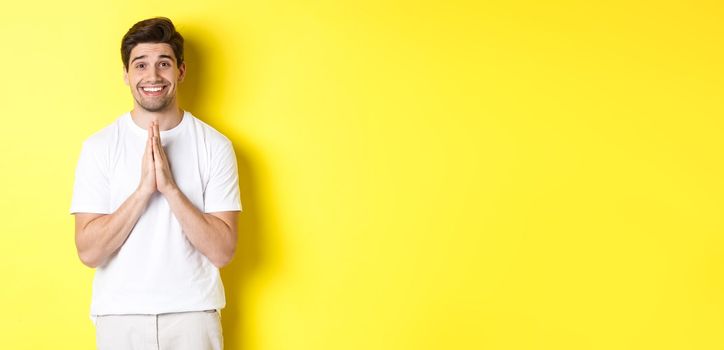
left=70, top=110, right=242, bottom=323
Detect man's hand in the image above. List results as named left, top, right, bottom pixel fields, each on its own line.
left=77, top=121, right=160, bottom=267
left=152, top=121, right=179, bottom=195
left=136, top=122, right=157, bottom=196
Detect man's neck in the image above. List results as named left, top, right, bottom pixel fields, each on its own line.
left=130, top=104, right=184, bottom=131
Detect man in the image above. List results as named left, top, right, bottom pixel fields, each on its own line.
left=70, top=17, right=240, bottom=350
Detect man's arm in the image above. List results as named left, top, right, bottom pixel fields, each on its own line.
left=150, top=122, right=238, bottom=268
left=74, top=124, right=158, bottom=268
left=165, top=190, right=239, bottom=268
left=74, top=190, right=153, bottom=268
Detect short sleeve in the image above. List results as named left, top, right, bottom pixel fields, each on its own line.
left=204, top=140, right=242, bottom=213
left=70, top=140, right=111, bottom=214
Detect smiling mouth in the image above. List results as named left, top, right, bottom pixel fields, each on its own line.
left=140, top=85, right=168, bottom=96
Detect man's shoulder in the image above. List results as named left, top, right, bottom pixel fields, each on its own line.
left=186, top=112, right=233, bottom=147
left=80, top=113, right=127, bottom=150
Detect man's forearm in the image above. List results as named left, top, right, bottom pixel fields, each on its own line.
left=163, top=188, right=236, bottom=268
left=76, top=190, right=153, bottom=268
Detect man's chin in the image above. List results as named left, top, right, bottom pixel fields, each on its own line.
left=136, top=99, right=172, bottom=113
left=141, top=105, right=169, bottom=113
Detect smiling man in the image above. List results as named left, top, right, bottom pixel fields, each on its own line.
left=70, top=17, right=240, bottom=350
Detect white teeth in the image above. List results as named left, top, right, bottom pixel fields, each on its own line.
left=142, top=86, right=163, bottom=92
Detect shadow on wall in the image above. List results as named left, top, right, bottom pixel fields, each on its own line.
left=180, top=25, right=267, bottom=350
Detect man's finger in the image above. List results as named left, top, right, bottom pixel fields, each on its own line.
left=154, top=128, right=168, bottom=162
left=152, top=136, right=164, bottom=166
left=146, top=135, right=152, bottom=161
left=151, top=136, right=158, bottom=162
left=152, top=122, right=161, bottom=153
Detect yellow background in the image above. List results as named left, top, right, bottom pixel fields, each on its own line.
left=1, top=0, right=723, bottom=349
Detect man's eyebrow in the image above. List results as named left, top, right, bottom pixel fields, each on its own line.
left=131, top=55, right=147, bottom=64
left=130, top=54, right=175, bottom=64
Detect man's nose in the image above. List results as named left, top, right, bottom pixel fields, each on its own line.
left=150, top=65, right=161, bottom=79
left=142, top=65, right=161, bottom=82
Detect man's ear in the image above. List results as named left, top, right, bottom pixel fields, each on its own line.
left=178, top=62, right=186, bottom=83
left=123, top=66, right=129, bottom=86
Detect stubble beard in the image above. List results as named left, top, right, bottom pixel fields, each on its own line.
left=136, top=93, right=174, bottom=112
left=134, top=81, right=175, bottom=112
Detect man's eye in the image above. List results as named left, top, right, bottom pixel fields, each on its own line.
left=136, top=64, right=145, bottom=69
left=160, top=62, right=169, bottom=67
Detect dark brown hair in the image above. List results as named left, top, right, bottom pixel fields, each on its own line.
left=121, top=17, right=184, bottom=71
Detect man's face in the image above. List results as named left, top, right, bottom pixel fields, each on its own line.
left=123, top=43, right=186, bottom=112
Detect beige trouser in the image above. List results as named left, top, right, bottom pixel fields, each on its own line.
left=95, top=310, right=223, bottom=350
